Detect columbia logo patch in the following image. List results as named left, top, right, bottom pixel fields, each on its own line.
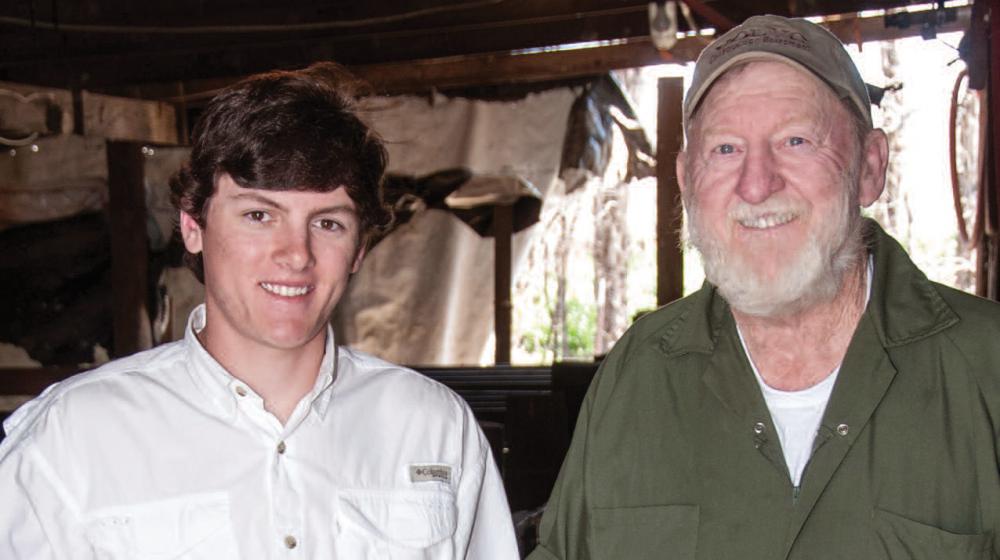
left=410, top=464, right=451, bottom=484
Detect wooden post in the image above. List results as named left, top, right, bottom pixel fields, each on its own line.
left=987, top=0, right=1000, bottom=301
left=656, top=77, right=685, bottom=306
left=106, top=141, right=152, bottom=357
left=494, top=205, right=513, bottom=364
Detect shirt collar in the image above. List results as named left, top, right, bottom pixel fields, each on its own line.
left=309, top=332, right=338, bottom=419
left=183, top=304, right=339, bottom=422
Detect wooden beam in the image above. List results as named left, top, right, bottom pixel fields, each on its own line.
left=121, top=36, right=699, bottom=103
left=0, top=2, right=651, bottom=90
left=119, top=6, right=971, bottom=102
left=656, top=77, right=685, bottom=307
left=494, top=204, right=513, bottom=364
left=358, top=39, right=695, bottom=95
left=106, top=141, right=153, bottom=357
left=362, top=6, right=969, bottom=94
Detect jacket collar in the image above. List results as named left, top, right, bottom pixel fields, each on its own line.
left=657, top=281, right=729, bottom=358
left=862, top=219, right=959, bottom=347
left=658, top=218, right=959, bottom=356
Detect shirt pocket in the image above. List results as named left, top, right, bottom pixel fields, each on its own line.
left=336, top=488, right=457, bottom=559
left=872, top=507, right=993, bottom=560
left=590, top=504, right=699, bottom=560
left=83, top=492, right=240, bottom=560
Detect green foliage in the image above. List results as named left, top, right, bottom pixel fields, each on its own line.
left=516, top=296, right=596, bottom=361
left=563, top=297, right=596, bottom=358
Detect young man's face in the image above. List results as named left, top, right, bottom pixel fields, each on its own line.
left=180, top=173, right=365, bottom=354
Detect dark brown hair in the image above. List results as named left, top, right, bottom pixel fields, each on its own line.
left=169, top=62, right=390, bottom=282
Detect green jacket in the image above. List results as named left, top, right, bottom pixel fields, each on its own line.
left=529, top=221, right=1000, bottom=560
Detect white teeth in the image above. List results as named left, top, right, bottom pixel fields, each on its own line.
left=260, top=283, right=311, bottom=297
left=737, top=212, right=797, bottom=229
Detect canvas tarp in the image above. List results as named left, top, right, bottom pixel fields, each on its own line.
left=332, top=89, right=576, bottom=365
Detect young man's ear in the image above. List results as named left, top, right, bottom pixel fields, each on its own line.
left=676, top=150, right=689, bottom=195
left=351, top=244, right=367, bottom=274
left=179, top=211, right=204, bottom=254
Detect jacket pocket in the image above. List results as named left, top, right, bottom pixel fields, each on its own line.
left=83, top=492, right=239, bottom=560
left=590, top=504, right=699, bottom=560
left=336, top=488, right=457, bottom=559
left=873, top=507, right=993, bottom=560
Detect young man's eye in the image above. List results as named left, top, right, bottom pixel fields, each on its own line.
left=316, top=218, right=342, bottom=231
left=245, top=210, right=269, bottom=222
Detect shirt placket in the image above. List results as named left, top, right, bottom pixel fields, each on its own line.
left=230, top=380, right=307, bottom=555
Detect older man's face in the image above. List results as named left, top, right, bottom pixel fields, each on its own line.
left=678, top=61, right=878, bottom=317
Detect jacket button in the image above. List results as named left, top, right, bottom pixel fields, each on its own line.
left=753, top=422, right=766, bottom=434
left=277, top=441, right=287, bottom=454
left=284, top=535, right=297, bottom=549
left=836, top=423, right=850, bottom=436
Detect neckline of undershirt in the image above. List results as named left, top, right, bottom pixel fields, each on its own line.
left=736, top=254, right=874, bottom=395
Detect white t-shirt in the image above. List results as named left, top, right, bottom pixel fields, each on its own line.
left=747, top=360, right=840, bottom=486
left=0, top=305, right=518, bottom=559
left=738, top=257, right=873, bottom=487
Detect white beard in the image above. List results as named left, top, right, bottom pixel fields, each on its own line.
left=685, top=175, right=864, bottom=318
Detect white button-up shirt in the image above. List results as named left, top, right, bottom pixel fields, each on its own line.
left=0, top=306, right=518, bottom=559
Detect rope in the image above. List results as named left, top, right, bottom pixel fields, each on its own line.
left=949, top=68, right=986, bottom=249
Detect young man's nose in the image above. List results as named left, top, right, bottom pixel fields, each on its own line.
left=736, top=147, right=784, bottom=204
left=274, top=226, right=314, bottom=270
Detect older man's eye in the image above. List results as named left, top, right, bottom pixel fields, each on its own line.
left=788, top=136, right=806, bottom=147
left=715, top=144, right=736, bottom=155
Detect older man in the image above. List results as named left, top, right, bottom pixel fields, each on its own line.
left=529, top=15, right=1000, bottom=560
left=0, top=63, right=518, bottom=559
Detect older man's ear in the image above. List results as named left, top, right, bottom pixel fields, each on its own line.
left=859, top=129, right=889, bottom=207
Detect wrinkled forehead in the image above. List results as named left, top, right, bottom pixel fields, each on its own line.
left=686, top=60, right=847, bottom=138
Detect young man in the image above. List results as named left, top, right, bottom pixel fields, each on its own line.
left=530, top=15, right=1000, bottom=560
left=0, top=63, right=518, bottom=559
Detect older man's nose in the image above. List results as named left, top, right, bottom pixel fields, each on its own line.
left=736, top=147, right=784, bottom=204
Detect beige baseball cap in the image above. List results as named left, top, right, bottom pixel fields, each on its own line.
left=684, top=15, right=872, bottom=129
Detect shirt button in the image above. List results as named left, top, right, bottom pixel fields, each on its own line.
left=277, top=441, right=287, bottom=454
left=284, top=535, right=297, bottom=549
left=753, top=422, right=766, bottom=435
left=235, top=386, right=248, bottom=397
left=836, top=423, right=850, bottom=436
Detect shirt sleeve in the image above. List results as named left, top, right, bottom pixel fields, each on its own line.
left=453, top=403, right=520, bottom=560
left=525, top=390, right=592, bottom=560
left=0, top=433, right=87, bottom=558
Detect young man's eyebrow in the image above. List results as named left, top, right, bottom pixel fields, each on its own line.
left=313, top=205, right=358, bottom=216
left=230, top=192, right=358, bottom=218
left=231, top=192, right=287, bottom=211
